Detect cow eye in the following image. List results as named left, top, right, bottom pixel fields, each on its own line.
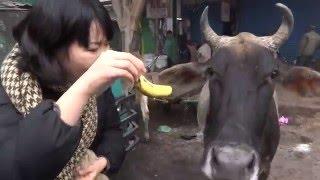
left=206, top=67, right=215, bottom=76
left=270, top=69, right=280, bottom=79
left=206, top=67, right=222, bottom=80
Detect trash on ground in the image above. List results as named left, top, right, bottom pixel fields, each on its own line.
left=279, top=116, right=289, bottom=126
left=157, top=125, right=172, bottom=133
left=293, top=143, right=311, bottom=153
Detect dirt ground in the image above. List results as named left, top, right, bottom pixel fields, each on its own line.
left=113, top=85, right=320, bottom=180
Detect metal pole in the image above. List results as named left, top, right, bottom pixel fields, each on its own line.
left=172, top=0, right=177, bottom=36
left=155, top=18, right=159, bottom=55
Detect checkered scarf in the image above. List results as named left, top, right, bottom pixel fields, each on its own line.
left=0, top=45, right=98, bottom=179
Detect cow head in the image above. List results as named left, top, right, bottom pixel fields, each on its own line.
left=200, top=3, right=294, bottom=180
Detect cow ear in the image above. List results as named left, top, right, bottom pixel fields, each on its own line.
left=196, top=52, right=206, bottom=63
left=156, top=63, right=209, bottom=99
left=280, top=66, right=320, bottom=97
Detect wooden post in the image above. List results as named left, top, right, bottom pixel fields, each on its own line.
left=112, top=0, right=145, bottom=52
left=111, top=0, right=145, bottom=94
left=221, top=0, right=239, bottom=35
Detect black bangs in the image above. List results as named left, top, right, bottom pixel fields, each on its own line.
left=71, top=0, right=114, bottom=48
left=12, top=0, right=114, bottom=86
left=14, top=0, right=113, bottom=51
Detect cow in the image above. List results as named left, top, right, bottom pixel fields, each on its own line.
left=135, top=4, right=320, bottom=147
left=196, top=3, right=308, bottom=180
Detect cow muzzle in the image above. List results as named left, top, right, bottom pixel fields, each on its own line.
left=202, top=143, right=259, bottom=180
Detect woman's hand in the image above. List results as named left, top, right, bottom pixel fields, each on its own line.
left=75, top=157, right=109, bottom=180
left=80, top=50, right=146, bottom=97
left=56, top=50, right=146, bottom=126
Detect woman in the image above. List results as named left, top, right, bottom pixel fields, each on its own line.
left=0, top=0, right=146, bottom=179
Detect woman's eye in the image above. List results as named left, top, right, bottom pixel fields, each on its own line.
left=87, top=48, right=99, bottom=52
left=270, top=69, right=280, bottom=79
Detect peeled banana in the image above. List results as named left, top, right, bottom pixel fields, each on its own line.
left=135, top=75, right=172, bottom=98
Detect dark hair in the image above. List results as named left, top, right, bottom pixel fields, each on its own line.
left=13, top=0, right=114, bottom=86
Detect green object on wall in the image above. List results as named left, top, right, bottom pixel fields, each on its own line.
left=16, top=0, right=36, bottom=5
left=111, top=79, right=124, bottom=98
left=0, top=35, right=8, bottom=51
left=141, top=18, right=156, bottom=54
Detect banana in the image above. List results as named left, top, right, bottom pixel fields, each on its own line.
left=135, top=75, right=172, bottom=98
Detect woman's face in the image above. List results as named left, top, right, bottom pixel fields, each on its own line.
left=64, top=21, right=109, bottom=81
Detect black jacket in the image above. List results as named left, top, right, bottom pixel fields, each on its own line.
left=0, top=84, right=127, bottom=180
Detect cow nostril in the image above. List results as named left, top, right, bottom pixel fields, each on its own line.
left=210, top=147, right=220, bottom=166
left=212, top=154, right=219, bottom=165
left=247, top=154, right=256, bottom=171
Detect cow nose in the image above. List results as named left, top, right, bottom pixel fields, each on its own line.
left=213, top=145, right=257, bottom=172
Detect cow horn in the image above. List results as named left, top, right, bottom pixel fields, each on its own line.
left=200, top=6, right=228, bottom=51
left=260, top=3, right=294, bottom=51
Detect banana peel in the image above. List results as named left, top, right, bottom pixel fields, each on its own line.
left=135, top=75, right=172, bottom=98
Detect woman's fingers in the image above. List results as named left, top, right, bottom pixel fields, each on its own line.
left=108, top=59, right=139, bottom=81
left=75, top=171, right=97, bottom=180
left=111, top=51, right=147, bottom=75
left=77, top=157, right=107, bottom=176
left=110, top=67, right=135, bottom=83
left=82, top=49, right=147, bottom=96
left=95, top=157, right=108, bottom=172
